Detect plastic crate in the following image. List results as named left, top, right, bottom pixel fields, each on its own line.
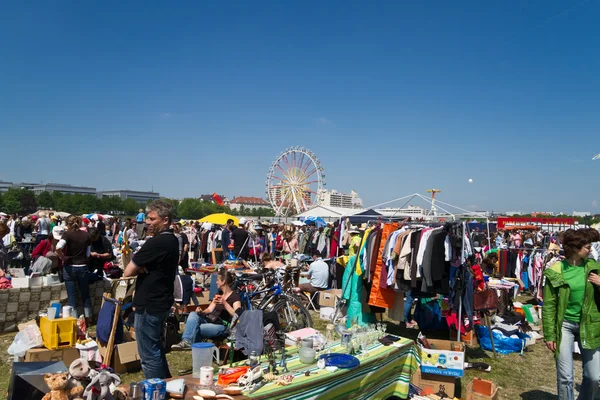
left=40, top=316, right=77, bottom=350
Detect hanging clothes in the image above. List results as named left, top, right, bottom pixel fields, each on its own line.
left=356, top=228, right=372, bottom=276
left=339, top=255, right=376, bottom=327
left=330, top=225, right=340, bottom=258
left=368, top=223, right=400, bottom=309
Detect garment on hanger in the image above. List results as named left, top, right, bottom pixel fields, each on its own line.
left=368, top=223, right=400, bottom=308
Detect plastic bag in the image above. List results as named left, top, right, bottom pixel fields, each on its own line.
left=8, top=324, right=43, bottom=357
left=475, top=325, right=528, bottom=355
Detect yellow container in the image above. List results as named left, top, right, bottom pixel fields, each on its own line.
left=40, top=316, right=77, bottom=350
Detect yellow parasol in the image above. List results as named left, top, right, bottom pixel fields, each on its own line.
left=198, top=213, right=239, bottom=226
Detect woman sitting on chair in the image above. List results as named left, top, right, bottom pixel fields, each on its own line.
left=172, top=269, right=241, bottom=350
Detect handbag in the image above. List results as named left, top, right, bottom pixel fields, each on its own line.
left=473, top=287, right=498, bottom=311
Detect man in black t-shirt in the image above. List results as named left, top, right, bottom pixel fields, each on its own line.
left=124, top=200, right=178, bottom=380
left=231, top=218, right=250, bottom=260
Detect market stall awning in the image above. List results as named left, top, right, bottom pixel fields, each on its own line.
left=198, top=213, right=239, bottom=226
left=295, top=205, right=366, bottom=219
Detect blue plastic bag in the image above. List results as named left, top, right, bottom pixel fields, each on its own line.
left=475, top=325, right=528, bottom=354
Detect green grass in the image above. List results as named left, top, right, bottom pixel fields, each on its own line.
left=0, top=308, right=581, bottom=399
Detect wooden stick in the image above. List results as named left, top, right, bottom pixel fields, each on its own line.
left=103, top=295, right=122, bottom=368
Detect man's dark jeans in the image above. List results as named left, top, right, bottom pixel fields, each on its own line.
left=134, top=309, right=171, bottom=379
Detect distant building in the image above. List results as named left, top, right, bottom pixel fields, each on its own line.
left=14, top=182, right=38, bottom=191
left=29, top=183, right=96, bottom=196
left=0, top=181, right=13, bottom=193
left=318, top=189, right=363, bottom=209
left=99, top=190, right=160, bottom=204
left=532, top=212, right=555, bottom=217
left=377, top=205, right=430, bottom=218
left=573, top=211, right=591, bottom=217
left=504, top=211, right=523, bottom=216
left=229, top=196, right=271, bottom=211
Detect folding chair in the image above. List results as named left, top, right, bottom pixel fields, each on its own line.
left=305, top=291, right=321, bottom=311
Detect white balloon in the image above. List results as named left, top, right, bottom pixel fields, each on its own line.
left=468, top=178, right=473, bottom=183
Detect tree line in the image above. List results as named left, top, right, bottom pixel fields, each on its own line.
left=0, top=188, right=275, bottom=220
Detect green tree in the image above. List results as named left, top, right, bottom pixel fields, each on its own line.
left=36, top=191, right=55, bottom=209
left=75, top=194, right=100, bottom=215
left=19, top=189, right=37, bottom=213
left=55, top=194, right=77, bottom=215
left=178, top=198, right=203, bottom=219
left=99, top=196, right=124, bottom=214
left=123, top=198, right=140, bottom=216
left=2, top=189, right=21, bottom=214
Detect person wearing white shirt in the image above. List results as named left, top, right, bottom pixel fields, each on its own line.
left=297, top=249, right=329, bottom=295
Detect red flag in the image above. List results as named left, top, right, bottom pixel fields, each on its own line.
left=212, top=193, right=224, bottom=206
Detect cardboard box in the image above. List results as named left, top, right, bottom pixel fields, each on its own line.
left=98, top=332, right=141, bottom=374
left=411, top=369, right=457, bottom=398
left=43, top=275, right=61, bottom=286
left=450, top=330, right=479, bottom=347
left=466, top=378, right=499, bottom=400
left=30, top=276, right=43, bottom=287
left=319, top=307, right=335, bottom=321
left=419, top=339, right=465, bottom=377
left=24, top=347, right=81, bottom=367
left=194, top=291, right=212, bottom=306
left=319, top=289, right=342, bottom=308
left=11, top=277, right=31, bottom=288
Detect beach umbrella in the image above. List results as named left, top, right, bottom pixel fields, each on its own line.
left=198, top=213, right=239, bottom=226
left=84, top=213, right=104, bottom=221
left=302, top=216, right=327, bottom=228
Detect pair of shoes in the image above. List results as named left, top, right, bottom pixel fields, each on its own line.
left=171, top=340, right=192, bottom=351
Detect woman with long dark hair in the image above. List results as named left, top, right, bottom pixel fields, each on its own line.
left=172, top=269, right=241, bottom=350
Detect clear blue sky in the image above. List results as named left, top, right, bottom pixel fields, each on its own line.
left=1, top=1, right=599, bottom=214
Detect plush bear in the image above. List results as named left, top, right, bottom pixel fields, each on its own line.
left=83, top=370, right=121, bottom=400
left=42, top=372, right=70, bottom=400
left=67, top=359, right=92, bottom=400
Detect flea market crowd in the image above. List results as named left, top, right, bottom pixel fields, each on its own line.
left=2, top=201, right=600, bottom=400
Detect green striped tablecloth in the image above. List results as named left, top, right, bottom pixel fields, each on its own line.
left=245, top=335, right=419, bottom=400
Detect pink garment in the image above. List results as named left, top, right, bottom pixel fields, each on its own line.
left=0, top=277, right=12, bottom=289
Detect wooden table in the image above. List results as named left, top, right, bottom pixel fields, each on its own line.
left=171, top=335, right=419, bottom=400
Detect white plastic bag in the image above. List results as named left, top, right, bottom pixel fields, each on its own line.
left=8, top=324, right=43, bottom=357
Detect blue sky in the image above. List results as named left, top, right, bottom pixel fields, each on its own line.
left=1, top=1, right=599, bottom=214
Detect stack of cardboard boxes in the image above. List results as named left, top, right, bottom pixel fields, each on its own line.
left=412, top=338, right=466, bottom=398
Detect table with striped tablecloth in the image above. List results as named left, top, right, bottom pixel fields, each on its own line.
left=233, top=335, right=419, bottom=400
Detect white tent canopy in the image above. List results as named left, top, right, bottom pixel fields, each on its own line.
left=295, top=205, right=366, bottom=221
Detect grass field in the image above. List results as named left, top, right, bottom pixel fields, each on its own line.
left=0, top=309, right=579, bottom=399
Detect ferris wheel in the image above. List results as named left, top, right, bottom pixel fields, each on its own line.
left=266, top=146, right=326, bottom=216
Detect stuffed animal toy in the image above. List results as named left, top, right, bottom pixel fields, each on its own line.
left=42, top=372, right=70, bottom=400
left=83, top=370, right=121, bottom=400
left=67, top=359, right=92, bottom=400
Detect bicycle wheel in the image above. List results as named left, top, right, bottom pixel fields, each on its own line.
left=292, top=292, right=311, bottom=310
left=268, top=296, right=313, bottom=332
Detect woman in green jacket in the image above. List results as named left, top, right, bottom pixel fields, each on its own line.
left=543, top=229, right=600, bottom=400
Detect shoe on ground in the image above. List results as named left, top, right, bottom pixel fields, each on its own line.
left=171, top=340, right=192, bottom=351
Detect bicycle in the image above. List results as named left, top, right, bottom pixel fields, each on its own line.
left=236, top=271, right=312, bottom=332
